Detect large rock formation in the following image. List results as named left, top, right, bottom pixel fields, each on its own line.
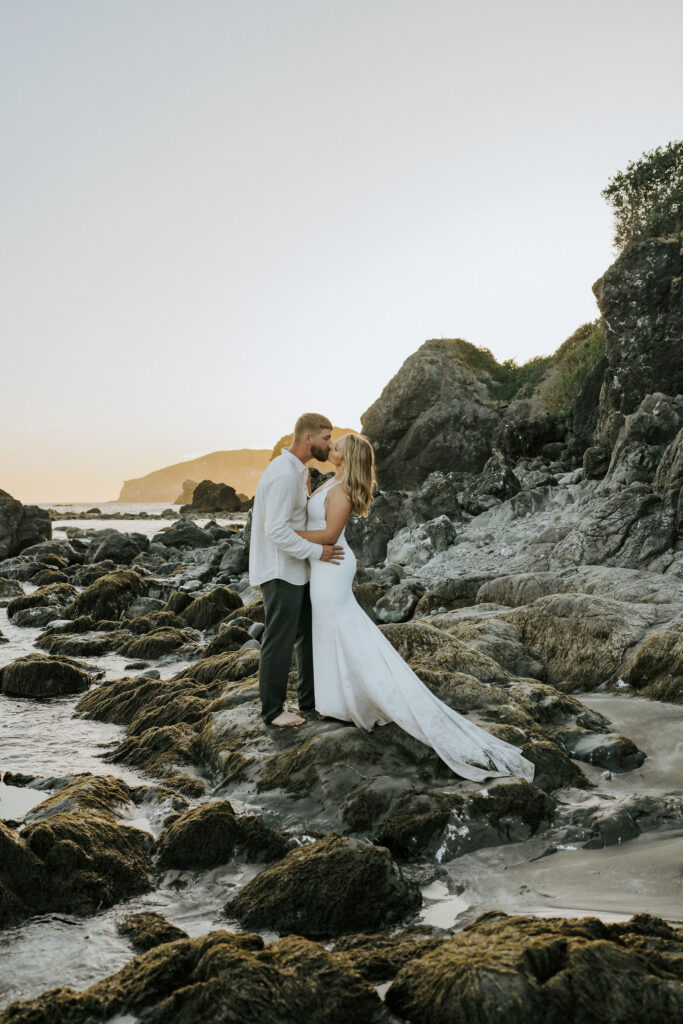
left=117, top=449, right=271, bottom=502
left=0, top=490, right=51, bottom=560
left=592, top=234, right=683, bottom=448
left=361, top=340, right=499, bottom=490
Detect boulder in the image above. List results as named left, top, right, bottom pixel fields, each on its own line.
left=0, top=489, right=51, bottom=560
left=152, top=519, right=215, bottom=549
left=0, top=653, right=91, bottom=698
left=601, top=393, right=683, bottom=490
left=87, top=529, right=149, bottom=564
left=157, top=800, right=289, bottom=869
left=374, top=580, right=425, bottom=623
left=181, top=587, right=242, bottom=629
left=225, top=833, right=421, bottom=937
left=592, top=235, right=683, bottom=448
left=185, top=479, right=242, bottom=513
left=174, top=477, right=198, bottom=504
left=116, top=912, right=188, bottom=952
left=386, top=516, right=457, bottom=567
left=361, top=339, right=499, bottom=489
left=386, top=912, right=683, bottom=1024
left=63, top=569, right=148, bottom=620
left=460, top=451, right=521, bottom=515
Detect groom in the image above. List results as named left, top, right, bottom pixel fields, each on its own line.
left=249, top=413, right=345, bottom=727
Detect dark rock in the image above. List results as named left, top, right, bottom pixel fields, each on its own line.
left=374, top=580, right=425, bottom=624
left=593, top=235, right=683, bottom=447
left=493, top=399, right=566, bottom=461
left=0, top=489, right=51, bottom=560
left=117, top=627, right=200, bottom=660
left=0, top=653, right=91, bottom=698
left=188, top=479, right=242, bottom=513
left=361, top=339, right=499, bottom=490
left=571, top=352, right=609, bottom=451
left=375, top=779, right=554, bottom=861
left=414, top=573, right=497, bottom=616
left=460, top=451, right=521, bottom=514
left=88, top=530, right=149, bottom=564
left=583, top=446, right=611, bottom=479
left=157, top=800, right=289, bottom=869
left=152, top=519, right=215, bottom=549
left=225, top=833, right=421, bottom=937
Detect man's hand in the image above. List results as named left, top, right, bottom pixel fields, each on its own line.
left=320, top=544, right=344, bottom=564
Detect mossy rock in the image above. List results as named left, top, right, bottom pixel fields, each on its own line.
left=386, top=912, right=683, bottom=1024
left=174, top=648, right=260, bottom=685
left=374, top=778, right=554, bottom=862
left=117, top=912, right=188, bottom=952
left=332, top=928, right=444, bottom=983
left=37, top=630, right=131, bottom=657
left=162, top=590, right=195, bottom=614
left=63, top=569, right=148, bottom=621
left=0, top=930, right=386, bottom=1024
left=181, top=587, right=242, bottom=630
left=77, top=675, right=213, bottom=727
left=202, top=624, right=253, bottom=658
left=6, top=582, right=77, bottom=618
left=157, top=800, right=290, bottom=869
left=225, top=833, right=421, bottom=938
left=223, top=595, right=265, bottom=625
left=117, top=627, right=200, bottom=660
left=28, top=568, right=69, bottom=586
left=0, top=653, right=91, bottom=698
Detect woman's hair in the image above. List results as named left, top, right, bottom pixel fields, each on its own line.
left=341, top=434, right=376, bottom=517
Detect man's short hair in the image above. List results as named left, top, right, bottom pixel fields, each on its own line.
left=293, top=413, right=333, bottom=441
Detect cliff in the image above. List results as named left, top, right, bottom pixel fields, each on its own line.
left=116, top=450, right=271, bottom=502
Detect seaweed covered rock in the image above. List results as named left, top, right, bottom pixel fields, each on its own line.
left=385, top=912, right=683, bottom=1024
left=0, top=930, right=387, bottom=1024
left=0, top=653, right=91, bottom=698
left=117, top=627, right=200, bottom=660
left=6, top=582, right=78, bottom=626
left=225, top=833, right=421, bottom=938
left=63, top=569, right=148, bottom=620
left=0, top=776, right=154, bottom=929
left=152, top=519, right=215, bottom=549
left=157, top=800, right=289, bottom=869
left=202, top=623, right=253, bottom=657
left=181, top=587, right=242, bottom=630
left=374, top=779, right=554, bottom=862
left=117, top=912, right=188, bottom=952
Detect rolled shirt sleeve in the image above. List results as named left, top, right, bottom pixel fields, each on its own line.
left=263, top=473, right=324, bottom=562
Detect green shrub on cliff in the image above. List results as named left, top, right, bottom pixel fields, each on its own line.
left=438, top=338, right=554, bottom=401
left=602, top=140, right=683, bottom=251
left=542, top=318, right=605, bottom=417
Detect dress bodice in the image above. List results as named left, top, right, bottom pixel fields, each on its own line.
left=307, top=479, right=342, bottom=531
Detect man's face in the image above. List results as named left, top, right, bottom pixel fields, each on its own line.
left=308, top=429, right=332, bottom=462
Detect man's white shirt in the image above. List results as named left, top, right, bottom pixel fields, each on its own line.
left=249, top=449, right=324, bottom=587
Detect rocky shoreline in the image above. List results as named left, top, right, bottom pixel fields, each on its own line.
left=1, top=232, right=682, bottom=1020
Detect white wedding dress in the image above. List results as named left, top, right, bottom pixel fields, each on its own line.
left=307, top=480, right=536, bottom=783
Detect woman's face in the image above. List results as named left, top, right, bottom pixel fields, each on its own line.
left=327, top=435, right=348, bottom=468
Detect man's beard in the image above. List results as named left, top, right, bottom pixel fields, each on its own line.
left=310, top=444, right=329, bottom=462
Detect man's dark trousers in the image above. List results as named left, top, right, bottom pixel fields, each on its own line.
left=259, top=578, right=314, bottom=724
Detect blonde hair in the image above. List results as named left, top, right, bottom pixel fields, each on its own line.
left=293, top=412, right=333, bottom=441
left=340, top=434, right=376, bottom=517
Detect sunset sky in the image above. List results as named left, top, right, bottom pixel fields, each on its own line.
left=2, top=0, right=682, bottom=503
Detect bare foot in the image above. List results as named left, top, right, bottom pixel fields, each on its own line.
left=270, top=710, right=305, bottom=727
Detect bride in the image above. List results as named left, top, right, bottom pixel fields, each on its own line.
left=295, top=434, right=536, bottom=784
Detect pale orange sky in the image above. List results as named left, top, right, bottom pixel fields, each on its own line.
left=3, top=0, right=682, bottom=504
